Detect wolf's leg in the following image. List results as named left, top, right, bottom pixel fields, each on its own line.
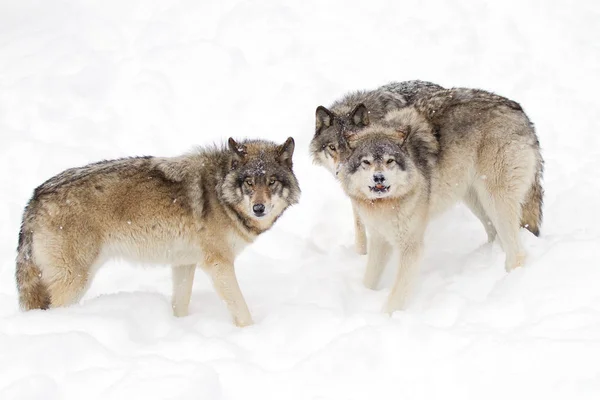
left=203, top=261, right=253, bottom=327
left=352, top=202, right=367, bottom=255
left=384, top=238, right=423, bottom=314
left=172, top=264, right=196, bottom=317
left=43, top=265, right=91, bottom=307
left=43, top=257, right=96, bottom=308
left=363, top=231, right=392, bottom=290
left=463, top=188, right=497, bottom=243
left=34, top=234, right=100, bottom=308
left=474, top=185, right=526, bottom=272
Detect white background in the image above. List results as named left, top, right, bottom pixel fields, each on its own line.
left=1, top=0, right=599, bottom=399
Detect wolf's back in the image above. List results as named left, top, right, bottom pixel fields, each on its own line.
left=380, top=80, right=444, bottom=103
left=329, top=80, right=444, bottom=122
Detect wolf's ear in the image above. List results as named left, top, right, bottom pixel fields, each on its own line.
left=315, top=106, right=334, bottom=136
left=228, top=137, right=247, bottom=169
left=343, top=130, right=364, bottom=150
left=278, top=137, right=295, bottom=168
left=395, top=126, right=411, bottom=145
left=350, top=103, right=369, bottom=127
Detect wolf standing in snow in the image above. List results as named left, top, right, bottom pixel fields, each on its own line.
left=310, top=80, right=443, bottom=254
left=337, top=88, right=543, bottom=313
left=16, top=138, right=300, bottom=327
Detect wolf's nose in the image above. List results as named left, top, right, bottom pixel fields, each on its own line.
left=253, top=204, right=265, bottom=215
left=373, top=173, right=385, bottom=184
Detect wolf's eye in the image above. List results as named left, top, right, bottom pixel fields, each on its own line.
left=386, top=158, right=395, bottom=165
left=328, top=144, right=336, bottom=151
left=269, top=178, right=277, bottom=186
left=362, top=160, right=371, bottom=166
left=245, top=179, right=253, bottom=186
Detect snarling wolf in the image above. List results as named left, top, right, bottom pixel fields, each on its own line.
left=16, top=138, right=300, bottom=326
left=310, top=80, right=444, bottom=254
left=338, top=88, right=543, bottom=313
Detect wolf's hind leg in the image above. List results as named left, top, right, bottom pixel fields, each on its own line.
left=463, top=188, right=497, bottom=243
left=474, top=140, right=536, bottom=271
left=352, top=203, right=367, bottom=255
left=39, top=235, right=100, bottom=308
left=44, top=261, right=94, bottom=308
left=363, top=232, right=392, bottom=290
left=172, top=264, right=196, bottom=317
left=474, top=184, right=527, bottom=272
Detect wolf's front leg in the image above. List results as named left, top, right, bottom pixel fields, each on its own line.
left=352, top=202, right=367, bottom=255
left=172, top=264, right=196, bottom=317
left=384, top=239, right=424, bottom=314
left=363, top=231, right=392, bottom=290
left=205, top=261, right=253, bottom=327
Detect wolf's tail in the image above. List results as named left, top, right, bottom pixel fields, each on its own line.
left=16, top=209, right=50, bottom=310
left=520, top=155, right=544, bottom=237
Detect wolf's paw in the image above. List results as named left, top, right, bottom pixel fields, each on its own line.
left=363, top=276, right=378, bottom=290
left=383, top=295, right=408, bottom=315
left=172, top=305, right=189, bottom=318
left=382, top=303, right=396, bottom=316
left=505, top=252, right=526, bottom=272
left=355, top=242, right=367, bottom=255
left=234, top=316, right=254, bottom=328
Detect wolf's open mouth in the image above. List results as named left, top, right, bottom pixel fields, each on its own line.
left=369, top=184, right=390, bottom=193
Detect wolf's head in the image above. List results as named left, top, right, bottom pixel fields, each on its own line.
left=220, top=137, right=300, bottom=225
left=309, top=104, right=370, bottom=174
left=338, top=108, right=438, bottom=202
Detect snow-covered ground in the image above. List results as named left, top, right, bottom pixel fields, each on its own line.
left=1, top=0, right=599, bottom=398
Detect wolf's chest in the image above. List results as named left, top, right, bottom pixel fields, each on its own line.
left=359, top=200, right=424, bottom=242
left=227, top=231, right=252, bottom=257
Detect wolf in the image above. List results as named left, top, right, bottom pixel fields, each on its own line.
left=16, top=137, right=300, bottom=327
left=310, top=80, right=444, bottom=254
left=337, top=88, right=543, bottom=313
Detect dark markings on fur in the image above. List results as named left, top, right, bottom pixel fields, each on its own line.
left=520, top=124, right=544, bottom=236
left=414, top=88, right=524, bottom=122
left=395, top=154, right=407, bottom=171
left=33, top=156, right=154, bottom=200
left=200, top=178, right=212, bottom=220
left=225, top=203, right=265, bottom=236
left=380, top=80, right=446, bottom=104
left=147, top=166, right=192, bottom=214
left=406, top=134, right=435, bottom=180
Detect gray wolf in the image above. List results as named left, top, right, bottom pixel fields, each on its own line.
left=16, top=137, right=300, bottom=327
left=337, top=88, right=543, bottom=313
left=310, top=80, right=444, bottom=254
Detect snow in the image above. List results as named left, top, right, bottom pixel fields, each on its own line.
left=1, top=0, right=600, bottom=399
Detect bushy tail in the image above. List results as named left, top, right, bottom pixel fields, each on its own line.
left=16, top=216, right=50, bottom=310
left=521, top=156, right=544, bottom=236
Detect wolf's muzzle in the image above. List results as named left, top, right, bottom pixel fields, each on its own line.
left=370, top=173, right=390, bottom=193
